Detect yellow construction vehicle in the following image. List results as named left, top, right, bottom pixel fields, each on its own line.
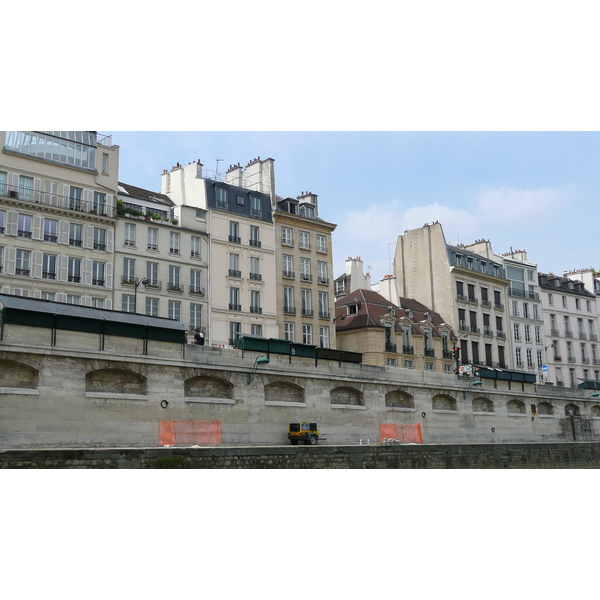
left=288, top=422, right=319, bottom=445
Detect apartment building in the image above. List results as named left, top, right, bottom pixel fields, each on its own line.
left=114, top=182, right=209, bottom=337
left=274, top=193, right=337, bottom=348
left=539, top=272, right=598, bottom=387
left=335, top=288, right=456, bottom=371
left=392, top=223, right=513, bottom=369
left=0, top=131, right=119, bottom=307
left=334, top=256, right=372, bottom=300
left=162, top=158, right=278, bottom=346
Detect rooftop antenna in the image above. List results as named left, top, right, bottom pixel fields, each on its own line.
left=215, top=158, right=223, bottom=175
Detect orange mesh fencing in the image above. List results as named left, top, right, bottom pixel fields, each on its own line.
left=379, top=422, right=423, bottom=444
left=159, top=420, right=222, bottom=446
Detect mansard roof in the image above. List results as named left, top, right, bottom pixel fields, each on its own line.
left=118, top=182, right=174, bottom=206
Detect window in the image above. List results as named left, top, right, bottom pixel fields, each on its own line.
left=512, top=300, right=519, bottom=317
left=93, top=192, right=106, bottom=213
left=562, top=296, right=567, bottom=308
left=44, top=219, right=58, bottom=243
left=284, top=322, right=295, bottom=342
left=0, top=246, right=4, bottom=272
left=191, top=236, right=201, bottom=258
left=316, top=235, right=327, bottom=253
left=229, top=253, right=240, bottom=277
left=299, top=204, right=314, bottom=218
left=146, top=298, right=159, bottom=317
left=69, top=186, right=82, bottom=211
left=564, top=316, right=571, bottom=334
left=66, top=295, right=80, bottom=305
left=69, top=223, right=82, bottom=246
left=426, top=362, right=434, bottom=371
left=535, top=326, right=541, bottom=344
left=569, top=368, right=576, bottom=387
left=19, top=175, right=33, bottom=201
left=190, top=304, right=202, bottom=329
left=146, top=262, right=158, bottom=286
left=581, top=343, right=587, bottom=361
left=283, top=255, right=294, bottom=278
left=317, top=261, right=328, bottom=284
left=567, top=341, right=573, bottom=360
left=301, top=289, right=312, bottom=315
left=229, top=221, right=240, bottom=243
left=196, top=209, right=206, bottom=221
left=444, top=364, right=452, bottom=374
left=250, top=195, right=261, bottom=218
left=148, top=227, right=158, bottom=251
left=168, top=300, right=181, bottom=321
left=93, top=227, right=106, bottom=251
left=236, top=195, right=245, bottom=206
left=251, top=324, right=263, bottom=337
left=0, top=210, right=5, bottom=233
left=250, top=225, right=261, bottom=247
left=299, top=231, right=310, bottom=249
left=524, top=324, right=531, bottom=342
left=576, top=298, right=581, bottom=310
left=590, top=320, right=595, bottom=336
left=514, top=323, right=521, bottom=341
left=41, top=292, right=54, bottom=301
left=102, top=153, right=109, bottom=175
left=124, top=223, right=136, bottom=246
left=42, top=254, right=56, bottom=279
left=170, top=231, right=180, bottom=254
left=578, top=318, right=584, bottom=335
left=92, top=262, right=105, bottom=286
left=284, top=286, right=294, bottom=312
left=523, top=303, right=529, bottom=318
left=587, top=300, right=592, bottom=312
left=302, top=324, right=313, bottom=345
left=229, top=322, right=241, bottom=345
left=123, top=258, right=135, bottom=282
left=320, top=326, right=330, bottom=348
left=229, top=287, right=241, bottom=311
left=404, top=360, right=414, bottom=369
left=122, top=294, right=135, bottom=312
left=0, top=171, right=5, bottom=196
left=516, top=347, right=522, bottom=366
left=526, top=348, right=533, bottom=368
left=250, top=256, right=261, bottom=280
left=281, top=227, right=292, bottom=245
left=548, top=293, right=553, bottom=305
left=533, top=304, right=539, bottom=319
left=190, top=269, right=202, bottom=293
left=537, top=350, right=543, bottom=368
left=168, top=265, right=181, bottom=290
left=300, top=258, right=311, bottom=281
left=18, top=214, right=32, bottom=238
left=68, top=257, right=81, bottom=282
left=216, top=186, right=227, bottom=209
left=319, top=291, right=329, bottom=319
left=251, top=290, right=261, bottom=313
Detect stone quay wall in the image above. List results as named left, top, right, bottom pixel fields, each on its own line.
left=2, top=323, right=600, bottom=448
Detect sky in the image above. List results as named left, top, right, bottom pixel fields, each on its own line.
left=111, top=130, right=600, bottom=285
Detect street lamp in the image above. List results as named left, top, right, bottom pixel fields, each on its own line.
left=247, top=354, right=270, bottom=384
left=134, top=278, right=149, bottom=314
left=463, top=378, right=482, bottom=399
left=584, top=391, right=600, bottom=407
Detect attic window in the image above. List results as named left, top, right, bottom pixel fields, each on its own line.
left=467, top=257, right=474, bottom=269
left=289, top=202, right=298, bottom=214
left=236, top=195, right=245, bottom=206
left=347, top=303, right=360, bottom=315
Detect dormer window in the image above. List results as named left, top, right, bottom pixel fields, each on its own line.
left=347, top=303, right=360, bottom=315
left=467, top=257, right=474, bottom=269
left=455, top=253, right=463, bottom=267
left=299, top=204, right=315, bottom=218
left=215, top=186, right=227, bottom=209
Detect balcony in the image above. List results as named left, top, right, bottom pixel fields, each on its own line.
left=494, top=303, right=504, bottom=310
left=590, top=333, right=598, bottom=341
left=250, top=306, right=262, bottom=314
left=497, top=330, right=506, bottom=339
left=228, top=235, right=241, bottom=244
left=556, top=381, right=565, bottom=387
left=229, top=303, right=242, bottom=311
left=458, top=321, right=469, bottom=332
left=579, top=332, right=587, bottom=339
left=319, top=311, right=330, bottom=320
left=42, top=271, right=56, bottom=280
left=554, top=355, right=562, bottom=361
left=470, top=326, right=480, bottom=334
left=593, top=358, right=600, bottom=364
left=516, top=361, right=523, bottom=367
left=189, top=286, right=204, bottom=295
left=301, top=309, right=314, bottom=317
left=508, top=286, right=540, bottom=300
left=300, top=273, right=312, bottom=282
left=68, top=275, right=80, bottom=283
left=121, top=276, right=137, bottom=285
left=402, top=345, right=414, bottom=355
left=44, top=234, right=58, bottom=243
left=93, top=242, right=106, bottom=251
left=147, top=244, right=158, bottom=251
left=481, top=299, right=491, bottom=307
left=250, top=208, right=261, bottom=219
left=283, top=305, right=296, bottom=315
left=167, top=283, right=183, bottom=292
left=565, top=330, right=573, bottom=338
left=568, top=356, right=576, bottom=363
left=249, top=239, right=261, bottom=248
left=92, top=278, right=105, bottom=287
left=249, top=273, right=262, bottom=281
left=318, top=276, right=329, bottom=285
left=456, top=293, right=467, bottom=302
left=228, top=269, right=242, bottom=278
left=299, top=243, right=311, bottom=250
left=18, top=230, right=32, bottom=238
left=468, top=297, right=478, bottom=304
left=385, top=343, right=397, bottom=353
left=169, top=248, right=180, bottom=255
left=551, top=328, right=560, bottom=336
left=425, top=348, right=435, bottom=357
left=14, top=267, right=30, bottom=276
left=283, top=270, right=295, bottom=279
left=483, top=327, right=494, bottom=336
left=0, top=183, right=116, bottom=217
left=144, top=280, right=162, bottom=290
left=190, top=250, right=201, bottom=258
left=583, top=358, right=590, bottom=363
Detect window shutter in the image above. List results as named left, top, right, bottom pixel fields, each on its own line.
left=106, top=229, right=114, bottom=253
left=45, top=180, right=58, bottom=205
left=105, top=262, right=113, bottom=288
left=32, top=215, right=43, bottom=240
left=33, top=289, right=42, bottom=299
left=55, top=292, right=67, bottom=303
left=82, top=259, right=92, bottom=285
left=4, top=247, right=16, bottom=274
left=106, top=194, right=114, bottom=210
left=57, top=255, right=68, bottom=281
left=8, top=173, right=19, bottom=193
left=33, top=178, right=41, bottom=202
left=105, top=298, right=113, bottom=310
left=63, top=184, right=70, bottom=199
left=1, top=286, right=11, bottom=294
left=81, top=295, right=92, bottom=307
left=32, top=251, right=43, bottom=278
left=6, top=211, right=18, bottom=236
left=83, top=225, right=93, bottom=249
left=84, top=189, right=93, bottom=209
left=59, top=220, right=69, bottom=244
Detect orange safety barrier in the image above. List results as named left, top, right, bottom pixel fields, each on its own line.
left=158, top=420, right=222, bottom=446
left=379, top=422, right=423, bottom=444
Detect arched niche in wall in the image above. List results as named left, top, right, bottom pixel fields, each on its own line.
left=538, top=402, right=554, bottom=416
left=432, top=394, right=457, bottom=411
left=330, top=386, right=364, bottom=406
left=264, top=381, right=305, bottom=404
left=472, top=396, right=494, bottom=413
left=185, top=375, right=233, bottom=399
left=385, top=390, right=414, bottom=409
left=507, top=399, right=526, bottom=415
left=591, top=404, right=600, bottom=417
left=85, top=368, right=146, bottom=395
left=0, top=359, right=38, bottom=389
left=564, top=403, right=581, bottom=417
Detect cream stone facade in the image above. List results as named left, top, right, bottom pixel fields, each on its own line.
left=274, top=193, right=337, bottom=348
left=0, top=131, right=119, bottom=307
left=393, top=223, right=513, bottom=370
